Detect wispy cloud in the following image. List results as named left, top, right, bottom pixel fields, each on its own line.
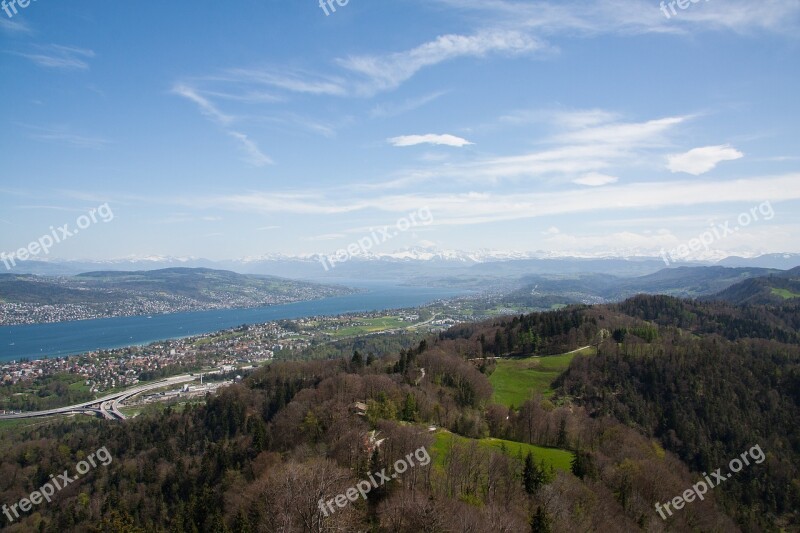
left=422, top=112, right=689, bottom=184
left=433, top=0, right=800, bottom=36
left=388, top=134, right=473, bottom=148
left=185, top=173, right=800, bottom=226
left=338, top=30, right=542, bottom=95
left=227, top=131, right=273, bottom=166
left=172, top=84, right=233, bottom=125
left=573, top=172, right=619, bottom=187
left=223, top=67, right=347, bottom=96
left=370, top=91, right=448, bottom=118
left=201, top=89, right=283, bottom=104
left=667, top=144, right=744, bottom=175
left=188, top=30, right=540, bottom=103
left=14, top=204, right=87, bottom=212
left=13, top=44, right=95, bottom=70
left=24, top=125, right=110, bottom=149
left=172, top=83, right=272, bottom=167
left=0, top=18, right=31, bottom=33
left=551, top=116, right=686, bottom=146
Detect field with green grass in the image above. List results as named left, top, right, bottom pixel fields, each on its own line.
left=0, top=414, right=96, bottom=435
left=771, top=287, right=800, bottom=299
left=431, top=431, right=574, bottom=472
left=328, top=316, right=410, bottom=338
left=489, top=346, right=595, bottom=407
left=192, top=331, right=245, bottom=347
left=0, top=417, right=50, bottom=433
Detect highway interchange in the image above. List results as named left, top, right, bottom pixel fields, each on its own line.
left=0, top=374, right=198, bottom=421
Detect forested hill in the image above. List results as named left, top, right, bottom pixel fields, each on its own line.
left=0, top=295, right=797, bottom=531
left=0, top=268, right=356, bottom=325
left=705, top=265, right=800, bottom=305
left=439, top=295, right=800, bottom=529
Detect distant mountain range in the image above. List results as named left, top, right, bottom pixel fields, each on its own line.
left=4, top=252, right=800, bottom=284
left=502, top=266, right=782, bottom=308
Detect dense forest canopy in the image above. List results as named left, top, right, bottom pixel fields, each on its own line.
left=0, top=293, right=797, bottom=531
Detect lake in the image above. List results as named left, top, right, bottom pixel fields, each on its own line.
left=0, top=283, right=468, bottom=362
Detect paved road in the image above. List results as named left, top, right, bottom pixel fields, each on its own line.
left=0, top=374, right=197, bottom=421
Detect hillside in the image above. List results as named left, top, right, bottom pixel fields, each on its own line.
left=0, top=296, right=797, bottom=531
left=706, top=266, right=800, bottom=305
left=500, top=265, right=779, bottom=310
left=0, top=268, right=356, bottom=325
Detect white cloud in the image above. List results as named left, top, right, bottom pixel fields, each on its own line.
left=223, top=67, right=347, bottom=96
left=0, top=18, right=31, bottom=33
left=338, top=30, right=542, bottom=95
left=667, top=144, right=744, bottom=175
left=227, top=131, right=273, bottom=167
left=370, top=91, right=448, bottom=119
left=573, top=172, right=619, bottom=186
left=24, top=125, right=110, bottom=149
left=433, top=0, right=800, bottom=36
left=172, top=84, right=233, bottom=125
left=14, top=45, right=95, bottom=70
left=187, top=173, right=800, bottom=226
left=552, top=116, right=686, bottom=146
left=388, top=134, right=474, bottom=148
left=173, top=83, right=272, bottom=167
left=363, top=111, right=689, bottom=189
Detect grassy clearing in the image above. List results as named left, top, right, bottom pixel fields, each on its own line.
left=192, top=331, right=244, bottom=347
left=489, top=346, right=596, bottom=407
left=0, top=414, right=96, bottom=435
left=431, top=431, right=574, bottom=472
left=483, top=306, right=539, bottom=316
left=68, top=380, right=92, bottom=394
left=329, top=316, right=409, bottom=338
left=771, top=288, right=800, bottom=299
left=0, top=417, right=51, bottom=433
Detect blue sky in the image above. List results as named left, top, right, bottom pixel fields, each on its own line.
left=1, top=0, right=799, bottom=262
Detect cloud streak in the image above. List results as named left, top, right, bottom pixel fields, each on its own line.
left=13, top=45, right=95, bottom=70
left=338, top=30, right=542, bottom=95
left=388, top=134, right=473, bottom=148
left=172, top=84, right=273, bottom=167
left=184, top=173, right=800, bottom=227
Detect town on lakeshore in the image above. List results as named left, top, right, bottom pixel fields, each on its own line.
left=0, top=294, right=529, bottom=413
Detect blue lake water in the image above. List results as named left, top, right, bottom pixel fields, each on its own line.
left=0, top=283, right=467, bottom=362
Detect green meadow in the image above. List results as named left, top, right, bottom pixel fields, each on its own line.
left=771, top=287, right=800, bottom=299
left=431, top=430, right=574, bottom=472
left=489, top=346, right=596, bottom=407
left=329, top=316, right=409, bottom=338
